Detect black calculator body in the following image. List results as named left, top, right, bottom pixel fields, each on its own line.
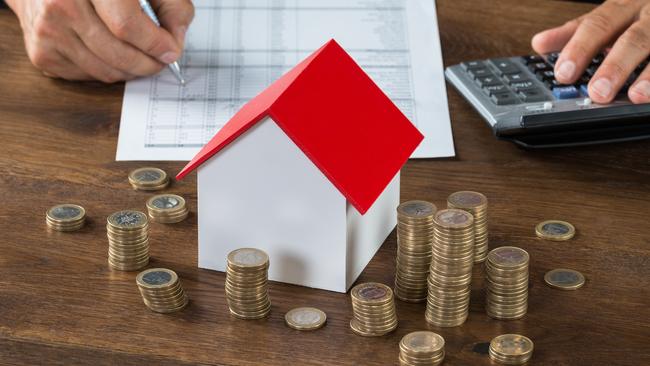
left=444, top=53, right=650, bottom=148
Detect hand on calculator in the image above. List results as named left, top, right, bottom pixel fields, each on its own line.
left=532, top=0, right=650, bottom=104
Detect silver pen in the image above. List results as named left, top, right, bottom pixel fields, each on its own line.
left=138, top=0, right=186, bottom=85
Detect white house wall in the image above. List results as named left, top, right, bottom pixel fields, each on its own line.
left=197, top=116, right=349, bottom=292
left=345, top=173, right=399, bottom=289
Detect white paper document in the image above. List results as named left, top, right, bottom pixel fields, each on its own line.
left=116, top=0, right=454, bottom=160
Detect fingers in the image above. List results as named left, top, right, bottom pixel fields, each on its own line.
left=590, top=17, right=650, bottom=103
left=38, top=51, right=94, bottom=81
left=150, top=0, right=194, bottom=47
left=57, top=28, right=133, bottom=83
left=72, top=0, right=164, bottom=76
left=531, top=19, right=580, bottom=55
left=554, top=0, right=641, bottom=85
left=91, top=0, right=181, bottom=64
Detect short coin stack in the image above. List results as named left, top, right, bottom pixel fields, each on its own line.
left=128, top=167, right=170, bottom=191
left=447, top=191, right=488, bottom=262
left=394, top=200, right=437, bottom=302
left=285, top=307, right=327, bottom=331
left=350, top=282, right=398, bottom=336
left=485, top=246, right=529, bottom=320
left=136, top=268, right=189, bottom=313
left=45, top=204, right=86, bottom=232
left=225, top=248, right=271, bottom=319
left=489, top=334, right=534, bottom=365
left=146, top=194, right=189, bottom=223
left=106, top=210, right=150, bottom=271
left=399, top=331, right=445, bottom=366
left=426, top=209, right=475, bottom=327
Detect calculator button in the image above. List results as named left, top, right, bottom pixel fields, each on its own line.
left=522, top=55, right=543, bottom=65
left=461, top=61, right=484, bottom=71
left=476, top=76, right=502, bottom=87
left=489, top=59, right=520, bottom=75
left=585, top=66, right=597, bottom=76
left=552, top=86, right=579, bottom=99
left=483, top=84, right=508, bottom=95
left=469, top=68, right=492, bottom=79
left=504, top=73, right=528, bottom=83
left=510, top=81, right=537, bottom=92
left=536, top=70, right=555, bottom=81
left=518, top=89, right=548, bottom=102
left=580, top=84, right=589, bottom=96
left=528, top=62, right=552, bottom=73
left=491, top=92, right=518, bottom=105
left=547, top=52, right=560, bottom=64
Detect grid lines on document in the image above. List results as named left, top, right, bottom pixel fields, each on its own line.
left=143, top=0, right=415, bottom=149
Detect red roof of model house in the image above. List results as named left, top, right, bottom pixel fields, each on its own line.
left=177, top=39, right=423, bottom=215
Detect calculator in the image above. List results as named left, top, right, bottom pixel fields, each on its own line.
left=444, top=53, right=650, bottom=148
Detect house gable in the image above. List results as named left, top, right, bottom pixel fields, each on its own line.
left=196, top=116, right=349, bottom=291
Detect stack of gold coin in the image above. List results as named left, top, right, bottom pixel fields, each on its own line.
left=395, top=200, right=437, bottom=302
left=350, top=282, right=398, bottom=336
left=136, top=268, right=189, bottom=313
left=106, top=210, right=150, bottom=271
left=485, top=246, right=529, bottom=320
left=399, top=331, right=445, bottom=366
left=447, top=191, right=488, bottom=262
left=146, top=194, right=189, bottom=223
left=128, top=167, right=170, bottom=191
left=489, top=334, right=534, bottom=365
left=426, top=209, right=475, bottom=327
left=225, top=248, right=271, bottom=319
left=45, top=204, right=86, bottom=232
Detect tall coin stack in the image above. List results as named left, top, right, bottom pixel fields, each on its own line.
left=350, top=282, right=398, bottom=336
left=399, top=331, right=445, bottom=366
left=146, top=194, right=189, bottom=224
left=395, top=200, right=437, bottom=302
left=225, top=248, right=271, bottom=319
left=106, top=210, right=150, bottom=271
left=136, top=268, right=189, bottom=313
left=426, top=209, right=475, bottom=327
left=447, top=191, right=488, bottom=263
left=485, top=246, right=529, bottom=320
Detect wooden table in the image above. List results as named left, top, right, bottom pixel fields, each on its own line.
left=1, top=1, right=649, bottom=365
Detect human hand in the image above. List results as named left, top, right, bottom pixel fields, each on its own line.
left=5, top=0, right=194, bottom=82
left=532, top=0, right=650, bottom=104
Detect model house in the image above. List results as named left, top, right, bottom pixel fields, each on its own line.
left=177, top=39, right=423, bottom=292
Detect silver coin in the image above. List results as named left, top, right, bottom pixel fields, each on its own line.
left=436, top=209, right=472, bottom=226
left=399, top=201, right=436, bottom=217
left=50, top=205, right=83, bottom=220
left=151, top=195, right=181, bottom=209
left=229, top=248, right=268, bottom=266
left=134, top=169, right=163, bottom=182
left=108, top=210, right=147, bottom=228
left=142, top=270, right=172, bottom=286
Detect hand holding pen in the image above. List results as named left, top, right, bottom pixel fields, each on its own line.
left=5, top=0, right=194, bottom=83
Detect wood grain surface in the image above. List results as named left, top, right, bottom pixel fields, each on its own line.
left=1, top=1, right=649, bottom=365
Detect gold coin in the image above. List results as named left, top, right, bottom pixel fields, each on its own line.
left=397, top=200, right=437, bottom=218
left=227, top=248, right=269, bottom=269
left=136, top=268, right=178, bottom=290
left=489, top=334, right=534, bottom=361
left=544, top=268, right=585, bottom=290
left=351, top=282, right=393, bottom=304
left=285, top=307, right=326, bottom=331
left=107, top=210, right=148, bottom=230
left=46, top=204, right=86, bottom=223
left=400, top=331, right=445, bottom=354
left=128, top=167, right=169, bottom=188
left=535, top=220, right=575, bottom=241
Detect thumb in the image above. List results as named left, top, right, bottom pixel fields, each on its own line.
left=150, top=0, right=194, bottom=48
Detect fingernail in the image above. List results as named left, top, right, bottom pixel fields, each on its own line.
left=631, top=80, right=650, bottom=98
left=174, top=26, right=187, bottom=45
left=591, top=78, right=612, bottom=99
left=160, top=52, right=179, bottom=64
left=556, top=60, right=576, bottom=80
